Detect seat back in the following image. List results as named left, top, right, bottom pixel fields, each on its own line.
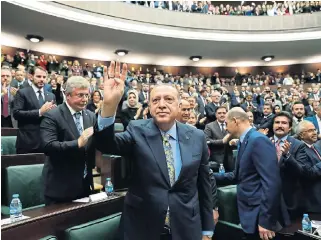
left=64, top=212, right=121, bottom=240
left=3, top=164, right=44, bottom=209
left=1, top=136, right=17, bottom=155
left=217, top=185, right=239, bottom=224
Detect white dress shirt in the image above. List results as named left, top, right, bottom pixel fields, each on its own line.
left=31, top=84, right=45, bottom=101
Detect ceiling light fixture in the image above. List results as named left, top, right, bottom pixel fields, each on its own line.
left=261, top=55, right=275, bottom=62
left=25, top=34, right=44, bottom=43
left=189, top=56, right=202, bottom=62
left=115, top=50, right=129, bottom=56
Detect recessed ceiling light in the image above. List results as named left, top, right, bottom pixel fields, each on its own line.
left=261, top=55, right=275, bottom=62
left=189, top=56, right=202, bottom=62
left=115, top=50, right=129, bottom=56
left=25, top=34, right=44, bottom=43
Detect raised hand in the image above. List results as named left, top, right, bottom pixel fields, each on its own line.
left=101, top=61, right=127, bottom=117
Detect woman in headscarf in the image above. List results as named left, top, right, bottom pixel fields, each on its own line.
left=120, top=89, right=143, bottom=130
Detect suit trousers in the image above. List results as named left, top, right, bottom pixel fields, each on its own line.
left=44, top=176, right=91, bottom=206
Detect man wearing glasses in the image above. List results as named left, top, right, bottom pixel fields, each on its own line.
left=40, top=76, right=96, bottom=205
left=297, top=121, right=321, bottom=214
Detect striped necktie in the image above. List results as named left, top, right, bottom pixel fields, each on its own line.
left=74, top=112, right=87, bottom=178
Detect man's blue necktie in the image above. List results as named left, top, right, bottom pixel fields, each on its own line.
left=74, top=112, right=87, bottom=178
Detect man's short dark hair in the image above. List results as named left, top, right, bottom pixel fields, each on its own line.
left=29, top=66, right=48, bottom=75
left=272, top=111, right=293, bottom=128
left=291, top=101, right=304, bottom=110
left=215, top=106, right=227, bottom=114
left=263, top=103, right=272, bottom=110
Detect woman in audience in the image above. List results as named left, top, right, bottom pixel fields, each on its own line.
left=71, top=60, right=82, bottom=76
left=120, top=89, right=143, bottom=130
left=273, top=105, right=282, bottom=115
left=87, top=90, right=103, bottom=114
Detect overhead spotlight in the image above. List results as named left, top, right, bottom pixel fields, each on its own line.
left=115, top=50, right=129, bottom=56
left=261, top=55, right=275, bottom=62
left=25, top=34, right=44, bottom=43
left=189, top=56, right=202, bottom=62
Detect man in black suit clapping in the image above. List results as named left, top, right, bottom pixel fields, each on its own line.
left=13, top=67, right=56, bottom=154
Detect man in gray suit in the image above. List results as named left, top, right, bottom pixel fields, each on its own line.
left=204, top=106, right=234, bottom=171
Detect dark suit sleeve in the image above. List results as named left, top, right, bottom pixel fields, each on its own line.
left=213, top=171, right=237, bottom=184
left=13, top=90, right=40, bottom=121
left=252, top=136, right=281, bottom=230
left=40, top=113, right=80, bottom=155
left=204, top=124, right=224, bottom=146
left=280, top=143, right=307, bottom=174
left=197, top=132, right=215, bottom=231
left=209, top=168, right=218, bottom=208
left=205, top=104, right=216, bottom=120
left=258, top=118, right=273, bottom=130
left=95, top=121, right=135, bottom=156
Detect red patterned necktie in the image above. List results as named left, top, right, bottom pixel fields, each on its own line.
left=2, top=91, right=9, bottom=117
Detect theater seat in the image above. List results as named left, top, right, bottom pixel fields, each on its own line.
left=1, top=136, right=17, bottom=155
left=214, top=185, right=244, bottom=239
left=1, top=164, right=45, bottom=216
left=64, top=212, right=121, bottom=240
left=38, top=236, right=57, bottom=240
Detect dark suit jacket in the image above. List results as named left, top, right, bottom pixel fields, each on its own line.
left=95, top=119, right=214, bottom=240
left=305, top=105, right=315, bottom=117
left=204, top=121, right=234, bottom=171
left=305, top=115, right=320, bottom=134
left=300, top=142, right=321, bottom=213
left=278, top=136, right=306, bottom=218
left=13, top=86, right=55, bottom=153
left=40, top=103, right=96, bottom=200
left=257, top=114, right=275, bottom=138
left=10, top=79, right=30, bottom=89
left=205, top=102, right=219, bottom=123
left=138, top=91, right=148, bottom=104
left=215, top=129, right=284, bottom=233
left=197, top=96, right=206, bottom=118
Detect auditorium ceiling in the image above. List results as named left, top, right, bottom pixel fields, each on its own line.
left=2, top=1, right=321, bottom=67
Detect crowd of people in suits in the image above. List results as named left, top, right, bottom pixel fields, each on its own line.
left=1, top=60, right=321, bottom=239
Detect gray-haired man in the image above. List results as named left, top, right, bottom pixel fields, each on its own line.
left=40, top=76, right=96, bottom=205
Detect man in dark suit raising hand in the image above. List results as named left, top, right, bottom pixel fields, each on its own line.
left=96, top=61, right=214, bottom=240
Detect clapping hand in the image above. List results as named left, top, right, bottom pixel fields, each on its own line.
left=281, top=140, right=291, bottom=155
left=101, top=61, right=127, bottom=118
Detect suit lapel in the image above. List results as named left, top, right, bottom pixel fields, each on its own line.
left=28, top=87, right=41, bottom=109
left=214, top=121, right=224, bottom=138
left=174, top=122, right=192, bottom=186
left=60, top=103, right=80, bottom=138
left=235, top=128, right=254, bottom=178
left=82, top=109, right=92, bottom=130
left=44, top=90, right=52, bottom=103
left=144, top=120, right=170, bottom=186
